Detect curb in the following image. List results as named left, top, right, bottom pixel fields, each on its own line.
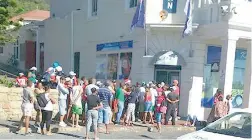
left=0, top=126, right=9, bottom=133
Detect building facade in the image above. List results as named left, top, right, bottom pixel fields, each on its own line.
left=0, top=10, right=49, bottom=72
left=44, top=0, right=252, bottom=119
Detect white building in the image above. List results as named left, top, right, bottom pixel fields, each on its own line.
left=44, top=0, right=252, bottom=119
left=0, top=10, right=49, bottom=72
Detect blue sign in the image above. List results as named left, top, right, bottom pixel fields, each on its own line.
left=163, top=0, right=177, bottom=13
left=96, top=40, right=133, bottom=51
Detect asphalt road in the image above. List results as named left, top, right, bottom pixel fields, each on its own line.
left=0, top=128, right=191, bottom=139
left=0, top=120, right=196, bottom=139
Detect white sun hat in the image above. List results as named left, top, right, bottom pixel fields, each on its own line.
left=69, top=71, right=76, bottom=76
left=19, top=73, right=24, bottom=76
left=30, top=67, right=37, bottom=71
left=55, top=66, right=62, bottom=72
left=65, top=77, right=71, bottom=82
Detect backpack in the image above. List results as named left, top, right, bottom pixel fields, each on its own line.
left=37, top=93, right=49, bottom=107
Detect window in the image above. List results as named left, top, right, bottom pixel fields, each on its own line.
left=203, top=112, right=251, bottom=138
left=0, top=47, right=3, bottom=54
left=14, top=47, right=19, bottom=59
left=91, top=0, right=98, bottom=16
left=129, top=0, right=138, bottom=8
left=13, top=39, right=19, bottom=59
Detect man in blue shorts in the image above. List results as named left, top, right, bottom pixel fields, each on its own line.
left=97, top=81, right=113, bottom=134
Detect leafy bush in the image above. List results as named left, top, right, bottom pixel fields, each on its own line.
left=0, top=75, right=15, bottom=88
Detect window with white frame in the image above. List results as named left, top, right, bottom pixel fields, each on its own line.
left=91, top=0, right=98, bottom=16
left=13, top=39, right=19, bottom=59
left=0, top=47, right=3, bottom=54
left=129, top=0, right=138, bottom=8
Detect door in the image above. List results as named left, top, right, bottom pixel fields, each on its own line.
left=155, top=70, right=169, bottom=84
left=74, top=52, right=80, bottom=78
left=25, top=41, right=36, bottom=69
left=168, top=72, right=180, bottom=85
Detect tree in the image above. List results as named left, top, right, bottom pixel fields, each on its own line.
left=0, top=0, right=21, bottom=45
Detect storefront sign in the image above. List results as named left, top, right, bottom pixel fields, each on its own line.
left=163, top=0, right=177, bottom=13
left=96, top=40, right=133, bottom=51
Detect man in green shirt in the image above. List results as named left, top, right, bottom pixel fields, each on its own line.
left=115, top=83, right=130, bottom=125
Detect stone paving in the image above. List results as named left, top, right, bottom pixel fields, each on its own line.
left=0, top=120, right=197, bottom=139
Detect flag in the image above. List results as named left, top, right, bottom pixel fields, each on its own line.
left=130, top=0, right=145, bottom=31
left=182, top=0, right=192, bottom=37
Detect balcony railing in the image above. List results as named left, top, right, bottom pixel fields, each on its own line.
left=194, top=0, right=252, bottom=26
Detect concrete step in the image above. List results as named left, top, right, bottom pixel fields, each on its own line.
left=0, top=126, right=9, bottom=133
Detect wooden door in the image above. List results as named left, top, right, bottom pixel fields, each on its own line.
left=25, top=41, right=36, bottom=69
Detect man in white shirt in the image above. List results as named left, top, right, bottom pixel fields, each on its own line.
left=150, top=83, right=157, bottom=112
left=85, top=78, right=99, bottom=96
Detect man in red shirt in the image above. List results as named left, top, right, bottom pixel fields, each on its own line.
left=16, top=73, right=28, bottom=87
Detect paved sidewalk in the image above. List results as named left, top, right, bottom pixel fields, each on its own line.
left=0, top=120, right=196, bottom=139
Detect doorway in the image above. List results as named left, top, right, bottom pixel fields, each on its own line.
left=74, top=52, right=80, bottom=78
left=155, top=65, right=181, bottom=115
left=154, top=65, right=181, bottom=85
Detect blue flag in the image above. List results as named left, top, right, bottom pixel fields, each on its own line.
left=182, top=0, right=192, bottom=37
left=130, top=0, right=145, bottom=30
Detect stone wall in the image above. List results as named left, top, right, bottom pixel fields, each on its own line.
left=0, top=85, right=59, bottom=120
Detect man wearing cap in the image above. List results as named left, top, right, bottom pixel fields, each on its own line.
left=57, top=77, right=69, bottom=127
left=97, top=81, right=113, bottom=134
left=16, top=73, right=28, bottom=87
left=69, top=71, right=78, bottom=86
left=55, top=66, right=63, bottom=84
left=28, top=67, right=37, bottom=85
left=165, top=87, right=179, bottom=125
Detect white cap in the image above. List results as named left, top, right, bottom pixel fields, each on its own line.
left=19, top=73, right=24, bottom=76
left=65, top=77, right=71, bottom=82
left=47, top=67, right=54, bottom=72
left=55, top=66, right=62, bottom=72
left=96, top=81, right=102, bottom=86
left=51, top=73, right=56, bottom=76
left=69, top=71, right=76, bottom=76
left=30, top=67, right=37, bottom=71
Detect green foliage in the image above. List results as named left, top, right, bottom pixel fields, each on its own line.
left=0, top=0, right=20, bottom=45
left=0, top=0, right=49, bottom=45
left=8, top=0, right=49, bottom=17
left=0, top=75, right=15, bottom=88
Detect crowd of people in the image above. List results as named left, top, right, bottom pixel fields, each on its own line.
left=15, top=65, right=233, bottom=139
left=16, top=65, right=183, bottom=139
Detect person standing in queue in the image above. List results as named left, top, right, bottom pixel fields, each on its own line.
left=165, top=87, right=179, bottom=125
left=97, top=81, right=113, bottom=134
left=86, top=88, right=103, bottom=140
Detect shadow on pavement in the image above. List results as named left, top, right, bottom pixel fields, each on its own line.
left=57, top=132, right=83, bottom=139
left=139, top=135, right=154, bottom=139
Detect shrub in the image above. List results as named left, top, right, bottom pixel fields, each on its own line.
left=0, top=75, right=15, bottom=88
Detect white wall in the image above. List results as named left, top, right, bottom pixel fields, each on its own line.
left=50, top=0, right=84, bottom=18
left=146, top=0, right=189, bottom=24
left=44, top=19, right=71, bottom=72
